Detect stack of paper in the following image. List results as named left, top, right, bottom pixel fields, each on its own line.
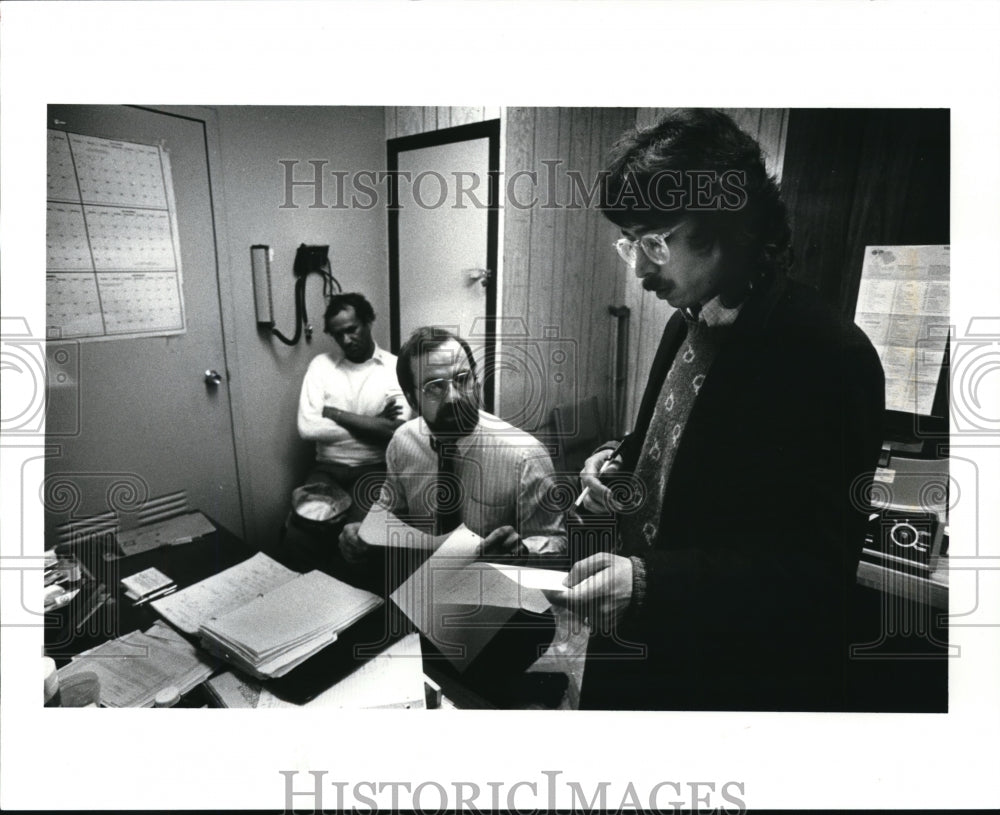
left=151, top=552, right=300, bottom=635
left=121, top=566, right=176, bottom=604
left=56, top=621, right=216, bottom=707
left=199, top=570, right=383, bottom=679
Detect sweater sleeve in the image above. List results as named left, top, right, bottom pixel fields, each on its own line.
left=297, top=357, right=352, bottom=444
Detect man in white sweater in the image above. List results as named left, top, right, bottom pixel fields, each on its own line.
left=297, top=293, right=412, bottom=522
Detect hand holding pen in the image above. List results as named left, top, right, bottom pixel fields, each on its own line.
left=573, top=440, right=626, bottom=514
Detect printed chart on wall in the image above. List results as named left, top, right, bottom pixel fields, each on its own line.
left=854, top=245, right=949, bottom=416
left=46, top=129, right=186, bottom=341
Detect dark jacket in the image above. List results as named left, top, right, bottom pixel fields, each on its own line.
left=581, top=277, right=885, bottom=710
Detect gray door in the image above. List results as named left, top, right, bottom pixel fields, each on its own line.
left=45, top=105, right=243, bottom=541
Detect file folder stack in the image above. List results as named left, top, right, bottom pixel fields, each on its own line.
left=198, top=570, right=383, bottom=679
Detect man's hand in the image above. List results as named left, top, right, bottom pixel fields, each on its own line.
left=544, top=552, right=633, bottom=630
left=578, top=448, right=622, bottom=513
left=377, top=401, right=403, bottom=421
left=480, top=525, right=529, bottom=559
left=338, top=521, right=370, bottom=564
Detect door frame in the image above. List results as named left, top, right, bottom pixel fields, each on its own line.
left=386, top=120, right=501, bottom=411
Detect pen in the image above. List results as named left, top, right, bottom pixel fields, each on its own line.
left=572, top=440, right=627, bottom=509
left=133, top=586, right=177, bottom=607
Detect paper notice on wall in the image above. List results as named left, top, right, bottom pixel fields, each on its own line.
left=46, top=129, right=186, bottom=341
left=854, top=245, right=949, bottom=416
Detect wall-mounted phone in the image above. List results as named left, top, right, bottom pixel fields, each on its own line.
left=253, top=243, right=340, bottom=346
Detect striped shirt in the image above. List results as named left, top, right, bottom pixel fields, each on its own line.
left=375, top=411, right=566, bottom=555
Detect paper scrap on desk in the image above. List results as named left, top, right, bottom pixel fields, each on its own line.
left=358, top=508, right=449, bottom=551
left=115, top=511, right=216, bottom=558
left=390, top=526, right=516, bottom=671
left=121, top=567, right=174, bottom=600
left=204, top=671, right=262, bottom=708
left=257, top=634, right=425, bottom=709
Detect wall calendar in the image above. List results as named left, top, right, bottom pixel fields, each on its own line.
left=46, top=129, right=186, bottom=341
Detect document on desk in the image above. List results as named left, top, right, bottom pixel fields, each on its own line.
left=257, top=633, right=426, bottom=709
left=151, top=551, right=299, bottom=635
left=114, top=511, right=216, bottom=558
left=57, top=621, right=215, bottom=707
left=199, top=570, right=383, bottom=679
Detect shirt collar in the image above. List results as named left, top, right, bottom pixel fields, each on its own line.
left=695, top=294, right=743, bottom=328
left=427, top=411, right=484, bottom=455
left=337, top=343, right=389, bottom=367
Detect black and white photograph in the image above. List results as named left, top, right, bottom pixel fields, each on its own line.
left=2, top=2, right=998, bottom=812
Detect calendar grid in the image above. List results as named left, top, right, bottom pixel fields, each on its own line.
left=46, top=129, right=186, bottom=342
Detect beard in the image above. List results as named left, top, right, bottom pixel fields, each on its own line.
left=427, top=399, right=480, bottom=438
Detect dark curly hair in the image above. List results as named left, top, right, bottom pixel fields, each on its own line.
left=599, top=109, right=791, bottom=283
left=324, top=292, right=375, bottom=327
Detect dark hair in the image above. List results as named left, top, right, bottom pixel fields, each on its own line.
left=324, top=292, right=375, bottom=327
left=599, top=109, right=791, bottom=280
left=396, top=326, right=477, bottom=403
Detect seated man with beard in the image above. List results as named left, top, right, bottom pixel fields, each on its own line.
left=339, top=326, right=567, bottom=705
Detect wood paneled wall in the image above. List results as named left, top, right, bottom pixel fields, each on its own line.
left=499, top=107, right=638, bottom=438
left=500, top=107, right=789, bottom=440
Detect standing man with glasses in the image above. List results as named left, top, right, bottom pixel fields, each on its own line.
left=548, top=109, right=885, bottom=710
left=339, top=325, right=566, bottom=573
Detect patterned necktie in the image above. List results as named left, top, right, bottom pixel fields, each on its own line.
left=433, top=441, right=463, bottom=535
left=617, top=320, right=723, bottom=553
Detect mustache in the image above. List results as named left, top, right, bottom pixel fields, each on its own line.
left=435, top=401, right=479, bottom=429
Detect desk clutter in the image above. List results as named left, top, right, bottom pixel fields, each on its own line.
left=150, top=552, right=382, bottom=679
left=204, top=634, right=427, bottom=710
left=56, top=621, right=215, bottom=707
left=46, top=517, right=580, bottom=709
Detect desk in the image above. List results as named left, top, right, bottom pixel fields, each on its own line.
left=46, top=516, right=586, bottom=709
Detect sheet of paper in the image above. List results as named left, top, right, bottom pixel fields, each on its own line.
left=151, top=552, right=299, bottom=635
left=855, top=245, right=949, bottom=415
left=120, top=567, right=174, bottom=599
left=201, top=570, right=381, bottom=659
left=485, top=563, right=568, bottom=592
left=116, top=511, right=216, bottom=558
left=58, top=625, right=215, bottom=707
left=432, top=563, right=557, bottom=615
left=390, top=526, right=516, bottom=671
left=257, top=634, right=426, bottom=709
left=358, top=508, right=453, bottom=551
left=204, top=671, right=262, bottom=709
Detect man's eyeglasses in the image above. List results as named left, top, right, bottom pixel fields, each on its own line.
left=613, top=227, right=676, bottom=268
left=420, top=371, right=477, bottom=399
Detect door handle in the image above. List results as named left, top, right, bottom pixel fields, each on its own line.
left=465, top=268, right=492, bottom=288
left=204, top=369, right=223, bottom=386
